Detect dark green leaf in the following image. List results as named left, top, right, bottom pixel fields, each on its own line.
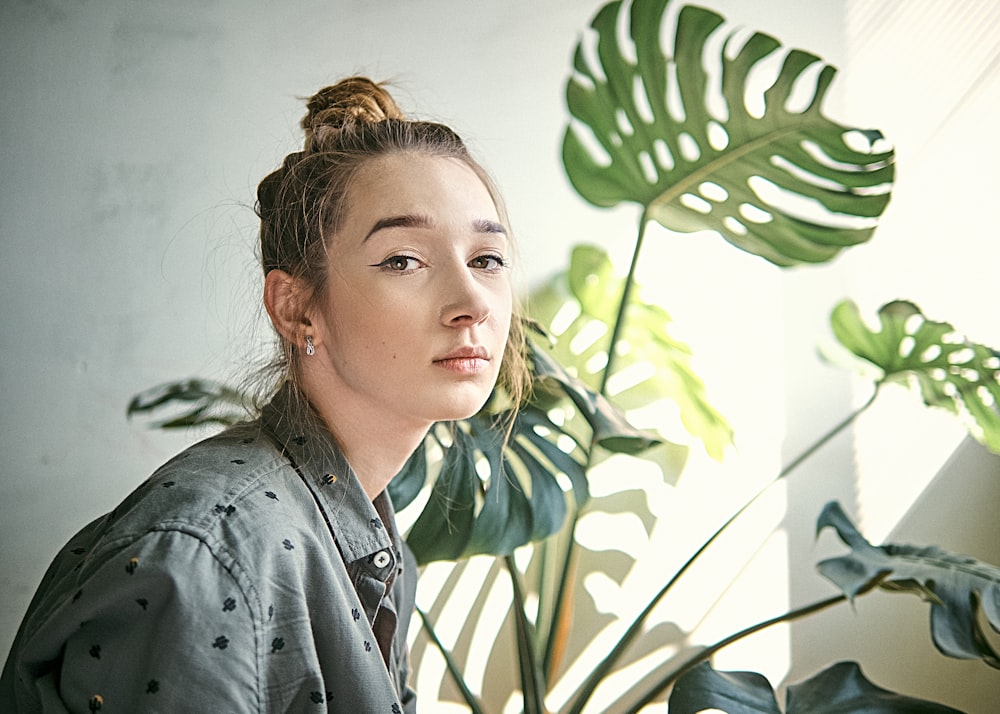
left=462, top=417, right=537, bottom=557
left=563, top=0, right=894, bottom=266
left=830, top=300, right=1000, bottom=453
left=670, top=660, right=964, bottom=713
left=505, top=439, right=569, bottom=542
left=399, top=338, right=656, bottom=564
left=387, top=440, right=427, bottom=511
left=512, top=407, right=589, bottom=499
left=785, top=661, right=965, bottom=713
left=668, top=660, right=780, bottom=713
left=817, top=501, right=1000, bottom=668
left=400, top=410, right=572, bottom=563
left=126, top=378, right=247, bottom=430
left=404, top=425, right=480, bottom=563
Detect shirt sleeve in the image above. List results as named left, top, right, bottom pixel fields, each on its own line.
left=42, top=528, right=260, bottom=713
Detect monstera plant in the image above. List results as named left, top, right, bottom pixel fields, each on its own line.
left=130, top=0, right=1000, bottom=711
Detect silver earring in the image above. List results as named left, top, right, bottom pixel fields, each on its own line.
left=305, top=335, right=315, bottom=356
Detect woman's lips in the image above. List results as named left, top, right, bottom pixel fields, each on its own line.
left=434, top=347, right=490, bottom=374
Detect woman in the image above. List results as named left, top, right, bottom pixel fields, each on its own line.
left=1, top=76, right=529, bottom=712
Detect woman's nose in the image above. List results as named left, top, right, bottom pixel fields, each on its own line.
left=439, top=270, right=491, bottom=327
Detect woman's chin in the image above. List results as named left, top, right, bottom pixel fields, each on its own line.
left=432, top=391, right=495, bottom=423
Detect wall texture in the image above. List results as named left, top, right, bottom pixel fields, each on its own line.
left=2, top=0, right=997, bottom=711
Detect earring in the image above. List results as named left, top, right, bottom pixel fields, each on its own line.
left=305, top=335, right=315, bottom=356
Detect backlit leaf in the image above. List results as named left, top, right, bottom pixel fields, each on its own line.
left=563, top=0, right=894, bottom=265
left=529, top=244, right=731, bottom=460
left=831, top=299, right=1000, bottom=453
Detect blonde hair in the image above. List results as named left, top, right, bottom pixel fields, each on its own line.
left=253, top=76, right=530, bottom=415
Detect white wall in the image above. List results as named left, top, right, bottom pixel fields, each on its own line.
left=2, top=1, right=997, bottom=711
left=0, top=0, right=607, bottom=651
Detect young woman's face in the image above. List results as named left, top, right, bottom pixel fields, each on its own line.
left=309, top=153, right=513, bottom=430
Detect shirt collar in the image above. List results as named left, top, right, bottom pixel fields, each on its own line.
left=259, top=382, right=398, bottom=565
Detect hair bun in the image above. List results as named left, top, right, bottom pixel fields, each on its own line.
left=300, top=77, right=404, bottom=151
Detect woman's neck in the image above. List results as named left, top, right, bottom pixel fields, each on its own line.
left=298, top=376, right=430, bottom=501
left=330, top=419, right=427, bottom=500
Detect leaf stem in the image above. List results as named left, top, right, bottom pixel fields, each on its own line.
left=545, top=208, right=652, bottom=675
left=416, top=606, right=485, bottom=714
left=626, top=593, right=849, bottom=712
left=505, top=555, right=548, bottom=714
left=778, top=388, right=879, bottom=480
left=565, top=391, right=878, bottom=713
left=599, top=207, right=651, bottom=396
left=542, top=514, right=579, bottom=678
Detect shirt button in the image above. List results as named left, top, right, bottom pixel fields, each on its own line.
left=372, top=550, right=392, bottom=568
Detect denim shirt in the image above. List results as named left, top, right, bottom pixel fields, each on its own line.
left=1, top=384, right=417, bottom=713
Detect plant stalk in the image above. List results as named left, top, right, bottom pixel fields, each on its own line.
left=778, top=388, right=880, bottom=479
left=416, top=606, right=485, bottom=714
left=542, top=515, right=579, bottom=680
left=598, top=207, right=651, bottom=396
left=505, top=555, right=548, bottom=714
left=565, top=391, right=878, bottom=714
left=626, top=593, right=849, bottom=712
left=544, top=208, right=652, bottom=676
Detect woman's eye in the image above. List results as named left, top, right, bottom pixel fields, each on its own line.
left=380, top=255, right=419, bottom=271
left=470, top=254, right=506, bottom=271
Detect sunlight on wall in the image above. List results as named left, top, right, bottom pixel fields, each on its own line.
left=536, top=457, right=791, bottom=711
left=544, top=222, right=793, bottom=710
left=843, top=0, right=1000, bottom=540
left=851, top=387, right=968, bottom=542
left=411, top=556, right=507, bottom=703
left=403, top=2, right=1000, bottom=709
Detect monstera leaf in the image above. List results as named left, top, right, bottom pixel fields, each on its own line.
left=563, top=0, right=894, bottom=266
left=831, top=299, right=1000, bottom=453
left=669, top=661, right=964, bottom=713
left=392, top=339, right=660, bottom=564
left=817, top=501, right=1000, bottom=668
left=127, top=378, right=247, bottom=429
left=529, top=244, right=731, bottom=460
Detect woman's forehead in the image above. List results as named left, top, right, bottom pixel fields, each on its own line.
left=344, top=153, right=501, bottom=227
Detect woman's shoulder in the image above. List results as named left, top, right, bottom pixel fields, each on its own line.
left=12, top=422, right=339, bottom=637
left=112, top=423, right=288, bottom=529
left=65, top=423, right=329, bottom=579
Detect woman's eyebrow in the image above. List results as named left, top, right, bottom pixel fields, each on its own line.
left=364, top=214, right=433, bottom=241
left=474, top=218, right=508, bottom=236
left=365, top=214, right=507, bottom=241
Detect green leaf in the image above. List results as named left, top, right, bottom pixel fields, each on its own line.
left=830, top=299, right=1000, bottom=453
left=529, top=244, right=731, bottom=459
left=126, top=378, right=247, bottom=429
left=670, top=660, right=964, bottom=713
left=669, top=661, right=780, bottom=713
left=387, top=440, right=427, bottom=511
left=563, top=0, right=894, bottom=266
left=817, top=501, right=1000, bottom=668
left=530, top=332, right=660, bottom=454
left=785, top=662, right=965, bottom=713
left=402, top=424, right=481, bottom=562
left=393, top=339, right=659, bottom=564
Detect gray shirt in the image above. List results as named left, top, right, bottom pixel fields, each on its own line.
left=1, top=384, right=417, bottom=712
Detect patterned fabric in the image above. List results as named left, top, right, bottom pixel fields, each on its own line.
left=1, top=384, right=417, bottom=713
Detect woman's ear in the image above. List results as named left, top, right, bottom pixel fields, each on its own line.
left=263, top=270, right=312, bottom=346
